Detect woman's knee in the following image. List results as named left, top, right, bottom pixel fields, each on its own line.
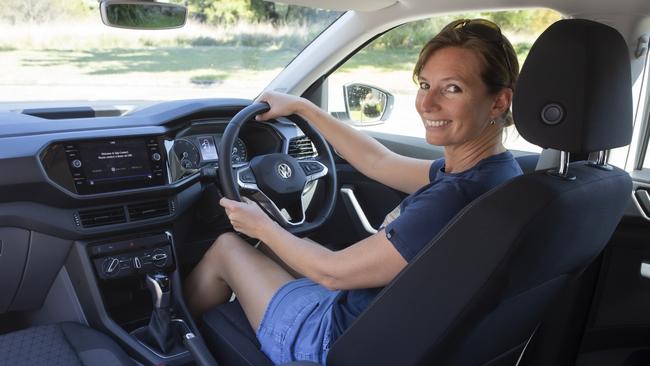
left=204, top=232, right=246, bottom=265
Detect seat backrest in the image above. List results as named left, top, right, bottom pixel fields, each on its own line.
left=327, top=19, right=633, bottom=366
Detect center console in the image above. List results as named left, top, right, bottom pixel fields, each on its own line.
left=67, top=231, right=216, bottom=366
left=89, top=233, right=174, bottom=280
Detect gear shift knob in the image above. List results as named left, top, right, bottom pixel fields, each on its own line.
left=146, top=272, right=170, bottom=309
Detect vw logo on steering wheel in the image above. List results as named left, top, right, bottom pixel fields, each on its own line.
left=277, top=163, right=292, bottom=179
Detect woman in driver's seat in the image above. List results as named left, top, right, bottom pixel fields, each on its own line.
left=184, top=19, right=523, bottom=365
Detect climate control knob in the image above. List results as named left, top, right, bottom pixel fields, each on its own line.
left=101, top=257, right=120, bottom=277
left=152, top=249, right=169, bottom=268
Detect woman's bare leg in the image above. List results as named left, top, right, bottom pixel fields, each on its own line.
left=184, top=232, right=295, bottom=330
left=257, top=242, right=303, bottom=279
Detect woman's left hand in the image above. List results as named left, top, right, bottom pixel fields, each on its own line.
left=219, top=197, right=276, bottom=239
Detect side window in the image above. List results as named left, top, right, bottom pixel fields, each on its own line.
left=326, top=9, right=562, bottom=154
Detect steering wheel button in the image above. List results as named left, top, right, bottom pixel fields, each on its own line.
left=300, top=162, right=313, bottom=174
left=240, top=169, right=256, bottom=183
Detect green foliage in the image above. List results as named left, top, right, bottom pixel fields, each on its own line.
left=190, top=0, right=255, bottom=25
left=368, top=9, right=562, bottom=50
left=0, top=0, right=92, bottom=24
left=173, top=28, right=308, bottom=49
left=488, top=9, right=562, bottom=33
left=185, top=0, right=341, bottom=26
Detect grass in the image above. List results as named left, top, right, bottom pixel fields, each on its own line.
left=190, top=72, right=227, bottom=85
left=0, top=20, right=319, bottom=94
left=0, top=20, right=311, bottom=50
left=18, top=46, right=296, bottom=75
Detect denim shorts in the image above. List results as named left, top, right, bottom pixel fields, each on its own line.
left=256, top=278, right=340, bottom=365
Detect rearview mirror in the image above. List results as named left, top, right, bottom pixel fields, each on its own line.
left=100, top=0, right=187, bottom=30
left=343, top=83, right=394, bottom=126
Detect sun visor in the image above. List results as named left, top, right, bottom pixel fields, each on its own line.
left=265, top=0, right=397, bottom=12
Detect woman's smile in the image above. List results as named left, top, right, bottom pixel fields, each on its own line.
left=424, top=119, right=452, bottom=128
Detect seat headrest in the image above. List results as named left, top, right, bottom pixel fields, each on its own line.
left=513, top=19, right=633, bottom=153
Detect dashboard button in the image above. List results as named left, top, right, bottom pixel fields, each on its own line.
left=152, top=152, right=161, bottom=161
left=102, top=257, right=120, bottom=277
left=71, top=159, right=82, bottom=168
left=133, top=256, right=142, bottom=269
left=152, top=248, right=169, bottom=268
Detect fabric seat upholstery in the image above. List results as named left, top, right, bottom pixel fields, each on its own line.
left=201, top=19, right=633, bottom=366
left=203, top=300, right=273, bottom=366
left=0, top=322, right=136, bottom=366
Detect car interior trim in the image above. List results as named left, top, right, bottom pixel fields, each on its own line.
left=340, top=187, right=378, bottom=234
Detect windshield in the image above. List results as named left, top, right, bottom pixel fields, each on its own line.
left=0, top=1, right=342, bottom=104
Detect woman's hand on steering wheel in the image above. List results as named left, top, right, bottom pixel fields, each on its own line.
left=220, top=196, right=276, bottom=239
left=255, top=91, right=307, bottom=121
left=219, top=98, right=338, bottom=236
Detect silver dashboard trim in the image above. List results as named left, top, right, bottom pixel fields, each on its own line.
left=235, top=160, right=328, bottom=227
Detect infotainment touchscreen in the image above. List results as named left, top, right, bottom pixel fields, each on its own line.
left=78, top=139, right=152, bottom=185
left=197, top=135, right=218, bottom=161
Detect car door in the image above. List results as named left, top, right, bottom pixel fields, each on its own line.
left=571, top=129, right=650, bottom=364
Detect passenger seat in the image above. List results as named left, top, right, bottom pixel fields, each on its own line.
left=0, top=322, right=136, bottom=366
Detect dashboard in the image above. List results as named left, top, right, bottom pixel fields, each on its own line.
left=0, top=99, right=316, bottom=238
left=40, top=118, right=286, bottom=196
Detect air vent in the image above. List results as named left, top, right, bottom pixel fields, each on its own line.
left=78, top=206, right=126, bottom=228
left=127, top=200, right=171, bottom=221
left=288, top=136, right=317, bottom=159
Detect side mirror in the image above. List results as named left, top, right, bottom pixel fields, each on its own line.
left=100, top=0, right=187, bottom=30
left=343, top=83, right=394, bottom=126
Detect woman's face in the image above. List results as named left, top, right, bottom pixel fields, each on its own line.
left=415, top=46, right=501, bottom=149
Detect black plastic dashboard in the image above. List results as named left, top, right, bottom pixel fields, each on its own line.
left=0, top=98, right=315, bottom=239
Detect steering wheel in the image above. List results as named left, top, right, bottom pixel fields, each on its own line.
left=218, top=102, right=338, bottom=236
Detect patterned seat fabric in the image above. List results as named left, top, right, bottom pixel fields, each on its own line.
left=0, top=322, right=134, bottom=366
left=0, top=324, right=81, bottom=366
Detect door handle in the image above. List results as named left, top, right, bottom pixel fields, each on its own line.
left=633, top=189, right=650, bottom=220
left=641, top=262, right=650, bottom=279
left=340, top=187, right=378, bottom=235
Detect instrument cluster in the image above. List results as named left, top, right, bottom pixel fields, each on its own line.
left=170, top=135, right=248, bottom=170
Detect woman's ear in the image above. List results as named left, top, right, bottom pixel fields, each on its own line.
left=491, top=88, right=513, bottom=119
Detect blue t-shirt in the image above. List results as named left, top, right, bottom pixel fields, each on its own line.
left=328, top=151, right=522, bottom=341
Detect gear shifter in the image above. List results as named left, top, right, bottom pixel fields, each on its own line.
left=145, top=272, right=175, bottom=354
left=146, top=272, right=171, bottom=308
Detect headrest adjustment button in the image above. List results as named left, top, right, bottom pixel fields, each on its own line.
left=541, top=103, right=564, bottom=125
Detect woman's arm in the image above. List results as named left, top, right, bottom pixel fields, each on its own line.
left=221, top=197, right=407, bottom=290
left=257, top=92, right=431, bottom=194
